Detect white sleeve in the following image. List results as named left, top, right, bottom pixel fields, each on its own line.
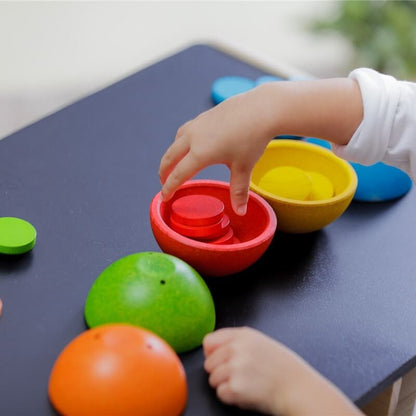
left=331, top=68, right=416, bottom=181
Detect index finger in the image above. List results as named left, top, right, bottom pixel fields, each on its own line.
left=161, top=152, right=205, bottom=201
left=159, top=136, right=190, bottom=185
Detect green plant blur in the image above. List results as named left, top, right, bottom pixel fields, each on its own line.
left=312, top=0, right=416, bottom=80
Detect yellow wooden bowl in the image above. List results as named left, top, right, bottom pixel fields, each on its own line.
left=250, top=140, right=357, bottom=233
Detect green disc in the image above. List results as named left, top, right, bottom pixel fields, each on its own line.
left=0, top=217, right=37, bottom=254
left=84, top=252, right=216, bottom=353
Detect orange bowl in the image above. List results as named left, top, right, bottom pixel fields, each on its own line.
left=150, top=180, right=277, bottom=277
left=48, top=324, right=187, bottom=416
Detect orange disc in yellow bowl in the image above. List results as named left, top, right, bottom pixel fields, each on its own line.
left=48, top=324, right=187, bottom=416
left=258, top=166, right=312, bottom=200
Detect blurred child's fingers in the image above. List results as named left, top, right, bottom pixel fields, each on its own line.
left=216, top=382, right=237, bottom=406
left=176, top=119, right=193, bottom=138
left=203, top=327, right=238, bottom=356
left=161, top=153, right=202, bottom=201
left=229, top=164, right=251, bottom=216
left=159, top=136, right=190, bottom=184
left=208, top=363, right=231, bottom=388
left=204, top=344, right=232, bottom=373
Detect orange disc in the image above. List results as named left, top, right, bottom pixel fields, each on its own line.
left=48, top=324, right=187, bottom=416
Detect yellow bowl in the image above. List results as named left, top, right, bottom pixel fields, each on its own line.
left=250, top=140, right=357, bottom=233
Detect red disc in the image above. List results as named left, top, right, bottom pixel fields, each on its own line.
left=171, top=195, right=224, bottom=227
left=204, top=227, right=234, bottom=245
left=196, top=216, right=231, bottom=241
left=170, top=214, right=230, bottom=240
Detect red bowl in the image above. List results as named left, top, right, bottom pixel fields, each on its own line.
left=150, top=180, right=277, bottom=277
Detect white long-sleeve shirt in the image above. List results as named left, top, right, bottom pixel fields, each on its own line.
left=332, top=68, right=416, bottom=181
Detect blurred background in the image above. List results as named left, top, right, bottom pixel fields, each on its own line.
left=1, top=1, right=415, bottom=140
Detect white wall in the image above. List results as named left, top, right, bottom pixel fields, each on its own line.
left=0, top=1, right=354, bottom=140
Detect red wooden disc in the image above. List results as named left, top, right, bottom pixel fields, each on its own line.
left=171, top=195, right=224, bottom=227
left=170, top=214, right=230, bottom=240
left=204, top=227, right=234, bottom=245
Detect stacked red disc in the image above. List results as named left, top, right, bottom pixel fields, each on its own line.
left=169, top=195, right=236, bottom=244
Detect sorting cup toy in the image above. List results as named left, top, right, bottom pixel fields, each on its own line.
left=150, top=180, right=277, bottom=277
left=84, top=252, right=215, bottom=353
left=49, top=324, right=187, bottom=416
left=250, top=140, right=357, bottom=233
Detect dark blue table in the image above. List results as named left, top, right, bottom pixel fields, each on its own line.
left=1, top=44, right=415, bottom=415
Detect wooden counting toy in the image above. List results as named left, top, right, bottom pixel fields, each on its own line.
left=169, top=195, right=234, bottom=244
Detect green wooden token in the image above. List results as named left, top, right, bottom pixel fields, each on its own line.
left=0, top=217, right=37, bottom=255
left=84, top=252, right=216, bottom=354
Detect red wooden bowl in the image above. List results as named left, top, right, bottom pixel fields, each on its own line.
left=150, top=180, right=277, bottom=277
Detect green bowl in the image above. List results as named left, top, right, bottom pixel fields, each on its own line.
left=84, top=252, right=216, bottom=353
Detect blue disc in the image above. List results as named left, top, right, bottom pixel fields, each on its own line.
left=255, top=75, right=284, bottom=86
left=275, top=135, right=302, bottom=140
left=304, top=138, right=413, bottom=201
left=350, top=162, right=412, bottom=202
left=211, top=76, right=255, bottom=104
left=305, top=137, right=331, bottom=149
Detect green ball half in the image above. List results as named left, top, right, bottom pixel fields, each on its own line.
left=84, top=252, right=216, bottom=353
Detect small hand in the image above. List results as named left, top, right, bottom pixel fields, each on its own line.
left=159, top=87, right=273, bottom=215
left=203, top=327, right=363, bottom=416
left=203, top=327, right=300, bottom=415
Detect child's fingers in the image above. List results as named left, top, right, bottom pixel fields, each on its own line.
left=208, top=363, right=231, bottom=388
left=176, top=119, right=193, bottom=138
left=203, top=328, right=238, bottom=356
left=204, top=344, right=232, bottom=373
left=159, top=136, right=190, bottom=185
left=216, top=382, right=237, bottom=406
left=229, top=165, right=251, bottom=216
left=161, top=153, right=203, bottom=201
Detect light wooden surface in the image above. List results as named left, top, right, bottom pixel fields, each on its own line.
left=362, top=379, right=402, bottom=416
left=362, top=367, right=416, bottom=416
left=396, top=367, right=416, bottom=416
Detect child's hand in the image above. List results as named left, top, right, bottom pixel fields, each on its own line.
left=203, top=327, right=363, bottom=416
left=203, top=326, right=303, bottom=415
left=159, top=87, right=274, bottom=215
left=159, top=78, right=362, bottom=216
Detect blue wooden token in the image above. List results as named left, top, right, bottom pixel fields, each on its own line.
left=305, top=137, right=331, bottom=150
left=211, top=76, right=255, bottom=104
left=275, top=135, right=302, bottom=140
left=255, top=75, right=284, bottom=86
left=304, top=138, right=412, bottom=202
left=350, top=162, right=412, bottom=202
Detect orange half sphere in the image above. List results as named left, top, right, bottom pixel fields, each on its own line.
left=48, top=324, right=187, bottom=416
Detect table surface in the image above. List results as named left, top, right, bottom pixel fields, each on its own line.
left=0, top=44, right=415, bottom=416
